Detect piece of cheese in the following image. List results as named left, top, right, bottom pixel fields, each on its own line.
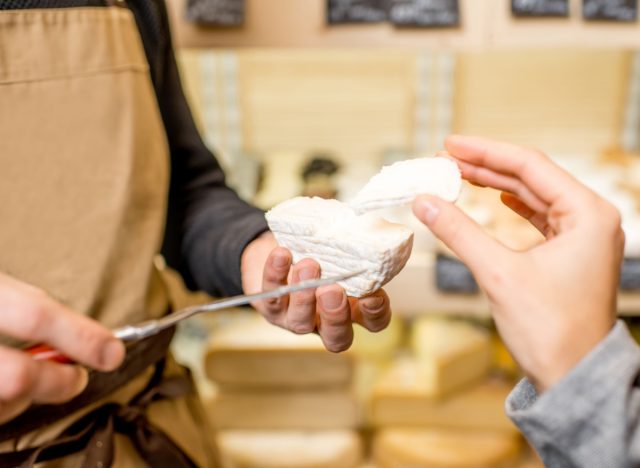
left=206, top=389, right=360, bottom=430
left=217, top=430, right=363, bottom=468
left=349, top=157, right=462, bottom=214
left=205, top=316, right=353, bottom=389
left=372, top=358, right=517, bottom=433
left=373, top=428, right=522, bottom=468
left=411, top=316, right=492, bottom=397
left=266, top=197, right=414, bottom=297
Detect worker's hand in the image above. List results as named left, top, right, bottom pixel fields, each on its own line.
left=0, top=272, right=125, bottom=424
left=241, top=231, right=391, bottom=352
left=413, top=135, right=623, bottom=392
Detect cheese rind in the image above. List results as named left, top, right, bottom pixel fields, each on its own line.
left=205, top=317, right=353, bottom=389
left=266, top=197, right=414, bottom=297
left=349, top=156, right=462, bottom=214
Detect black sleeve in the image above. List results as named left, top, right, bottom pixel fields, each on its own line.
left=154, top=10, right=268, bottom=296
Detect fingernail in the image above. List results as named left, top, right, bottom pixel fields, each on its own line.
left=362, top=296, right=385, bottom=310
left=420, top=200, right=440, bottom=224
left=320, top=291, right=344, bottom=310
left=73, top=367, right=89, bottom=395
left=102, top=339, right=124, bottom=370
left=299, top=267, right=316, bottom=281
left=272, top=255, right=289, bottom=269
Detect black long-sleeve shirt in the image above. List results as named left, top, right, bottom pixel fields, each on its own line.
left=0, top=0, right=269, bottom=296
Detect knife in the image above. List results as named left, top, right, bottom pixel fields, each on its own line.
left=26, top=269, right=363, bottom=363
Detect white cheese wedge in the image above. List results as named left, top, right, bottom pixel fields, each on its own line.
left=349, top=156, right=462, bottom=215
left=217, top=430, right=363, bottom=468
left=266, top=197, right=414, bottom=297
left=371, top=358, right=517, bottom=433
left=410, top=316, right=492, bottom=397
left=205, top=316, right=353, bottom=389
left=373, top=428, right=522, bottom=468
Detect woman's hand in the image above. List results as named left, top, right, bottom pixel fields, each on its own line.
left=241, top=232, right=392, bottom=352
left=413, top=135, right=623, bottom=392
left=0, top=272, right=125, bottom=424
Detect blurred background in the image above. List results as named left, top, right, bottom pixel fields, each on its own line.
left=162, top=0, right=640, bottom=466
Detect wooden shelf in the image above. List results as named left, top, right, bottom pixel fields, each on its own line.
left=168, top=0, right=640, bottom=49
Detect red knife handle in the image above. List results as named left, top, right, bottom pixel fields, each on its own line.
left=24, top=344, right=74, bottom=364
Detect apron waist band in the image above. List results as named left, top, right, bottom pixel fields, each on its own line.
left=0, top=325, right=176, bottom=443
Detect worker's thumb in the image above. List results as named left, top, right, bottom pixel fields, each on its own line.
left=412, top=195, right=507, bottom=277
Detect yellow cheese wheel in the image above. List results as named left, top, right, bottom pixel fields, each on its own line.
left=373, top=428, right=522, bottom=468
left=217, top=430, right=362, bottom=468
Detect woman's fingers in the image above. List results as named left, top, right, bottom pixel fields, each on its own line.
left=456, top=159, right=549, bottom=213
left=446, top=135, right=591, bottom=209
left=413, top=194, right=510, bottom=284
left=500, top=192, right=553, bottom=237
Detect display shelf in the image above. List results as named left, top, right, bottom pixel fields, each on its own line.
left=168, top=0, right=640, bottom=49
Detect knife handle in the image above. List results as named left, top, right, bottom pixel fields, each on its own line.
left=24, top=343, right=74, bottom=364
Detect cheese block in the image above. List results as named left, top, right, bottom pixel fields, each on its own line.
left=205, top=316, right=353, bottom=389
left=372, top=358, right=517, bottom=433
left=373, top=428, right=522, bottom=468
left=266, top=197, right=414, bottom=297
left=217, top=430, right=362, bottom=468
left=206, top=389, right=360, bottom=430
left=411, top=316, right=492, bottom=396
left=349, top=157, right=462, bottom=214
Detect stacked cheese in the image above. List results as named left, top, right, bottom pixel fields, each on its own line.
left=203, top=315, right=362, bottom=468
left=371, top=316, right=523, bottom=468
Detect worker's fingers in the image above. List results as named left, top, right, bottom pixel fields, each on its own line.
left=0, top=347, right=87, bottom=410
left=456, top=160, right=549, bottom=213
left=316, top=285, right=353, bottom=353
left=500, top=192, right=554, bottom=238
left=413, top=195, right=510, bottom=281
left=351, top=289, right=391, bottom=333
left=259, top=247, right=292, bottom=324
left=285, top=259, right=320, bottom=334
left=0, top=274, right=124, bottom=372
left=445, top=135, right=592, bottom=211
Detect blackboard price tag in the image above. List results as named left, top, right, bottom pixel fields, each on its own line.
left=389, top=0, right=460, bottom=28
left=621, top=257, right=640, bottom=291
left=511, top=0, right=569, bottom=17
left=583, top=0, right=638, bottom=21
left=186, top=0, right=244, bottom=26
left=435, top=253, right=478, bottom=294
left=327, top=0, right=389, bottom=24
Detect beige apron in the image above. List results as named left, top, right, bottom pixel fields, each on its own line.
left=0, top=6, right=215, bottom=467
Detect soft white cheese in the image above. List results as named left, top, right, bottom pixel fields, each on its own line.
left=266, top=197, right=414, bottom=297
left=349, top=156, right=462, bottom=214
left=265, top=156, right=462, bottom=297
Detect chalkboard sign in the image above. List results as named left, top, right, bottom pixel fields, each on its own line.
left=512, top=0, right=569, bottom=17
left=621, top=257, right=640, bottom=291
left=186, top=0, right=244, bottom=26
left=583, top=0, right=638, bottom=21
left=435, top=253, right=478, bottom=294
left=327, top=0, right=389, bottom=24
left=389, top=0, right=460, bottom=27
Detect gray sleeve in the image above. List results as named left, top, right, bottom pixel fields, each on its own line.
left=506, top=321, right=640, bottom=468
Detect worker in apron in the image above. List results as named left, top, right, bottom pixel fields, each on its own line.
left=0, top=0, right=392, bottom=466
